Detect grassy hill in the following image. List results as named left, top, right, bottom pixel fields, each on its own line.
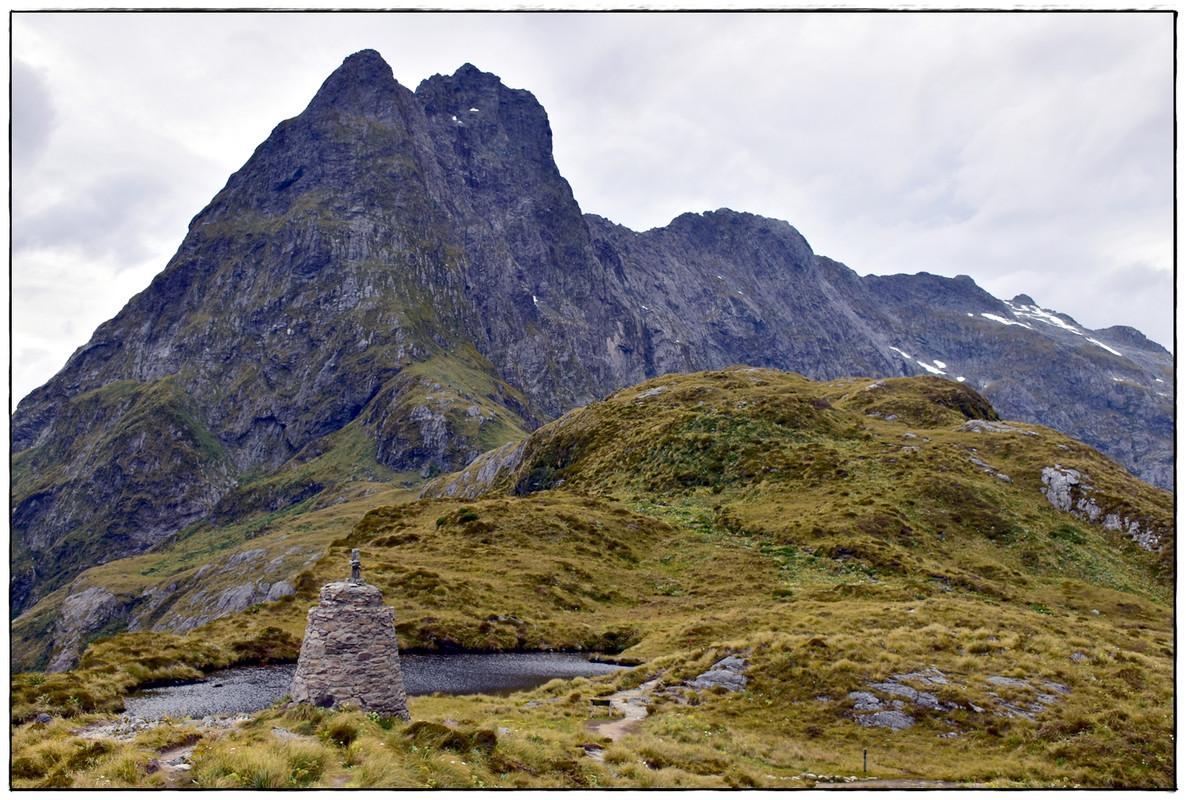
left=10, top=369, right=1173, bottom=787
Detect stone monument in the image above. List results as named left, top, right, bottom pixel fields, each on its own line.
left=289, top=549, right=411, bottom=719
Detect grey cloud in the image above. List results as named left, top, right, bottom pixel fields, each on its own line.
left=1098, top=260, right=1173, bottom=303
left=12, top=59, right=57, bottom=166
left=14, top=170, right=175, bottom=268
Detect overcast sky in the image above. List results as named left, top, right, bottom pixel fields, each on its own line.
left=11, top=10, right=1174, bottom=403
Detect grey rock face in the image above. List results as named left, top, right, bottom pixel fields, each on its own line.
left=711, top=655, right=749, bottom=672
left=847, top=691, right=883, bottom=711
left=868, top=681, right=943, bottom=710
left=45, top=585, right=135, bottom=672
left=675, top=654, right=750, bottom=695
left=11, top=48, right=1173, bottom=627
left=687, top=670, right=748, bottom=692
left=430, top=440, right=529, bottom=500
left=846, top=667, right=1074, bottom=733
left=687, top=655, right=749, bottom=692
left=855, top=710, right=915, bottom=730
left=1042, top=465, right=1098, bottom=518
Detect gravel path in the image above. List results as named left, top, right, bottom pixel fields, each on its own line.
left=584, top=675, right=664, bottom=757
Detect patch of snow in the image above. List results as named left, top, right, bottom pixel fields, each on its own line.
left=956, top=376, right=966, bottom=382
left=1007, top=302, right=1082, bottom=334
left=1085, top=338, right=1122, bottom=357
left=1155, top=378, right=1164, bottom=383
left=981, top=313, right=1032, bottom=329
left=532, top=295, right=538, bottom=306
left=1005, top=302, right=1124, bottom=357
left=469, top=107, right=479, bottom=112
left=890, top=347, right=947, bottom=375
left=932, top=360, right=946, bottom=369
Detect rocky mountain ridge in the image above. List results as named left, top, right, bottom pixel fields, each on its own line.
left=17, top=369, right=1172, bottom=679
left=11, top=50, right=1173, bottom=639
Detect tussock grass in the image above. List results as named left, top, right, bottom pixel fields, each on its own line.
left=11, top=624, right=301, bottom=722
left=342, top=736, right=418, bottom=787
left=192, top=739, right=303, bottom=788
left=320, top=709, right=373, bottom=747
left=12, top=369, right=1173, bottom=787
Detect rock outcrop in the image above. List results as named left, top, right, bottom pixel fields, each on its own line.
left=844, top=667, right=1071, bottom=732
left=1041, top=465, right=1166, bottom=551
left=686, top=655, right=749, bottom=693
left=45, top=585, right=135, bottom=673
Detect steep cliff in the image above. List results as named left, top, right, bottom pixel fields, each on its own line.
left=11, top=50, right=1172, bottom=635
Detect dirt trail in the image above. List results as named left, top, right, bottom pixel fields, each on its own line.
left=148, top=741, right=202, bottom=786
left=584, top=676, right=663, bottom=756
left=69, top=714, right=253, bottom=786
left=577, top=671, right=980, bottom=787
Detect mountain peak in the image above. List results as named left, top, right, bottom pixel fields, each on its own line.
left=422, top=62, right=506, bottom=90
left=342, top=48, right=389, bottom=69
left=455, top=62, right=489, bottom=78
left=304, top=48, right=403, bottom=116
left=414, top=62, right=552, bottom=119
left=415, top=62, right=556, bottom=161
left=327, top=48, right=396, bottom=86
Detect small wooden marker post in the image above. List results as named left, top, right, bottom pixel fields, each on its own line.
left=863, top=748, right=868, bottom=773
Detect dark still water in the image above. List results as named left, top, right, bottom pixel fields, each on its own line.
left=123, top=653, right=623, bottom=720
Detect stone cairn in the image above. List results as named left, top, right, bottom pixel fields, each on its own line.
left=289, top=549, right=411, bottom=720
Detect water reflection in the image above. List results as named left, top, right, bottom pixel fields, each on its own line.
left=123, top=652, right=623, bottom=719
left=401, top=652, right=620, bottom=696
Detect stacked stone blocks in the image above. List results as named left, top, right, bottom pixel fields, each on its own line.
left=289, top=551, right=410, bottom=720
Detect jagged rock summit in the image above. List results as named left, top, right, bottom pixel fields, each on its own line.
left=12, top=50, right=1172, bottom=667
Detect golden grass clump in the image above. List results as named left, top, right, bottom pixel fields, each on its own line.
left=320, top=709, right=374, bottom=747
left=190, top=736, right=333, bottom=788
left=339, top=735, right=419, bottom=787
